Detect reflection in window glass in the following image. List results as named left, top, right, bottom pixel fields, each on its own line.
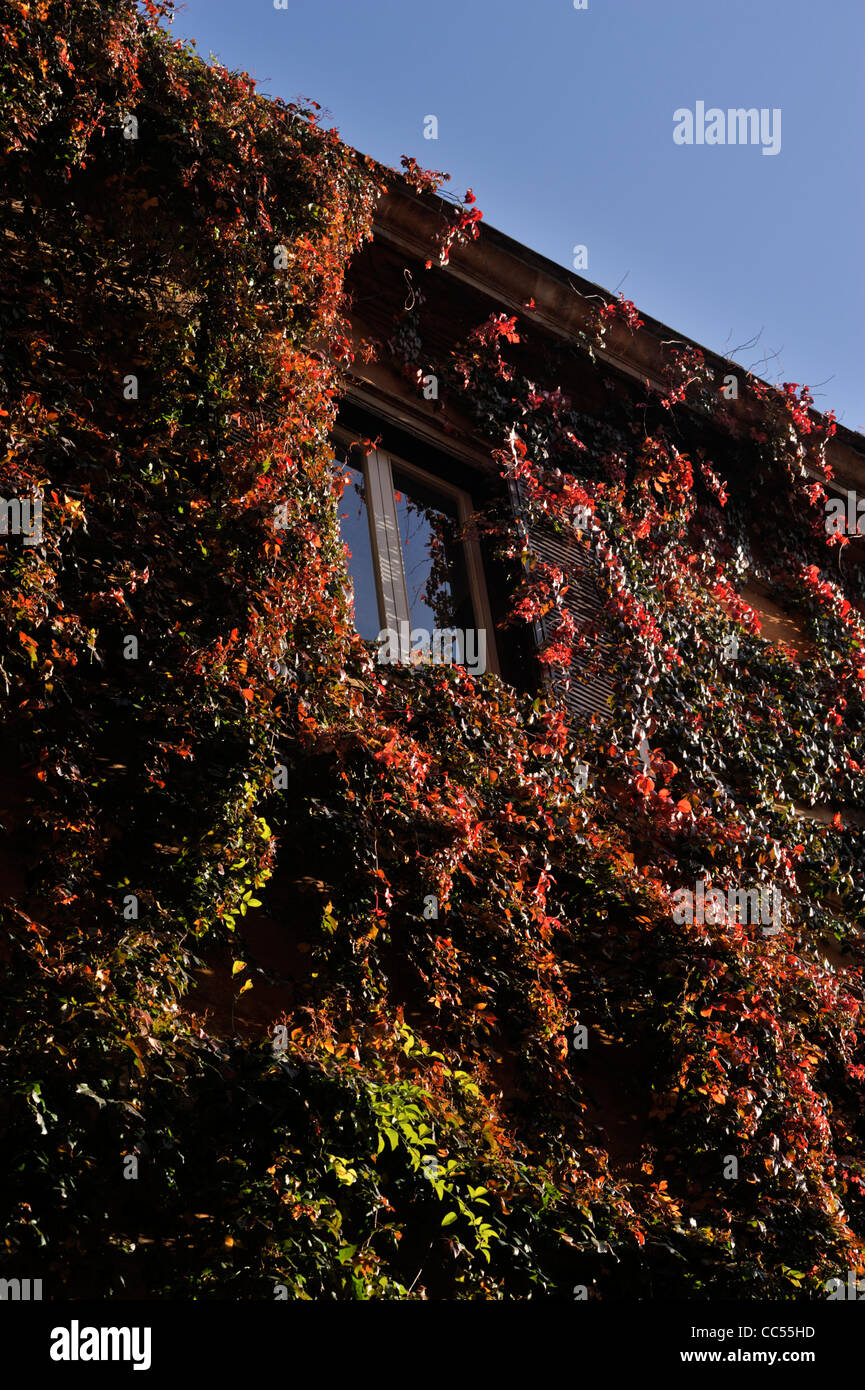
left=391, top=466, right=475, bottom=637
left=335, top=461, right=381, bottom=640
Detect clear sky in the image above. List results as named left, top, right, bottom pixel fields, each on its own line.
left=166, top=0, right=865, bottom=433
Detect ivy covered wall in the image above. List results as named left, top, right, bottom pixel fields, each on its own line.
left=1, top=0, right=864, bottom=1300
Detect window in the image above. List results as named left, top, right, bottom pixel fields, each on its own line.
left=336, top=463, right=381, bottom=641
left=334, top=443, right=498, bottom=675
left=507, top=476, right=614, bottom=724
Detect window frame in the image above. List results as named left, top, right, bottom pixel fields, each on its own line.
left=333, top=434, right=500, bottom=675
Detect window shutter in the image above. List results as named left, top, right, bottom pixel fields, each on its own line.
left=509, top=481, right=615, bottom=724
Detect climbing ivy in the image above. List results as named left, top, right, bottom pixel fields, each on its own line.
left=1, top=0, right=864, bottom=1302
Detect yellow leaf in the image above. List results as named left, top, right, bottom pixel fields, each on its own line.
left=231, top=960, right=247, bottom=975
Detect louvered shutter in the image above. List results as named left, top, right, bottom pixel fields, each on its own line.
left=509, top=481, right=615, bottom=724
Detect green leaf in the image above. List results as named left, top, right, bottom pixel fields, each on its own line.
left=441, top=1212, right=458, bottom=1227
left=75, top=1083, right=106, bottom=1108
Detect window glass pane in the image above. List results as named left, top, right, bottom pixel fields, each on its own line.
left=391, top=466, right=475, bottom=635
left=335, top=461, right=381, bottom=640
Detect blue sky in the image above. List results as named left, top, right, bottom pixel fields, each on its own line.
left=168, top=0, right=864, bottom=433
